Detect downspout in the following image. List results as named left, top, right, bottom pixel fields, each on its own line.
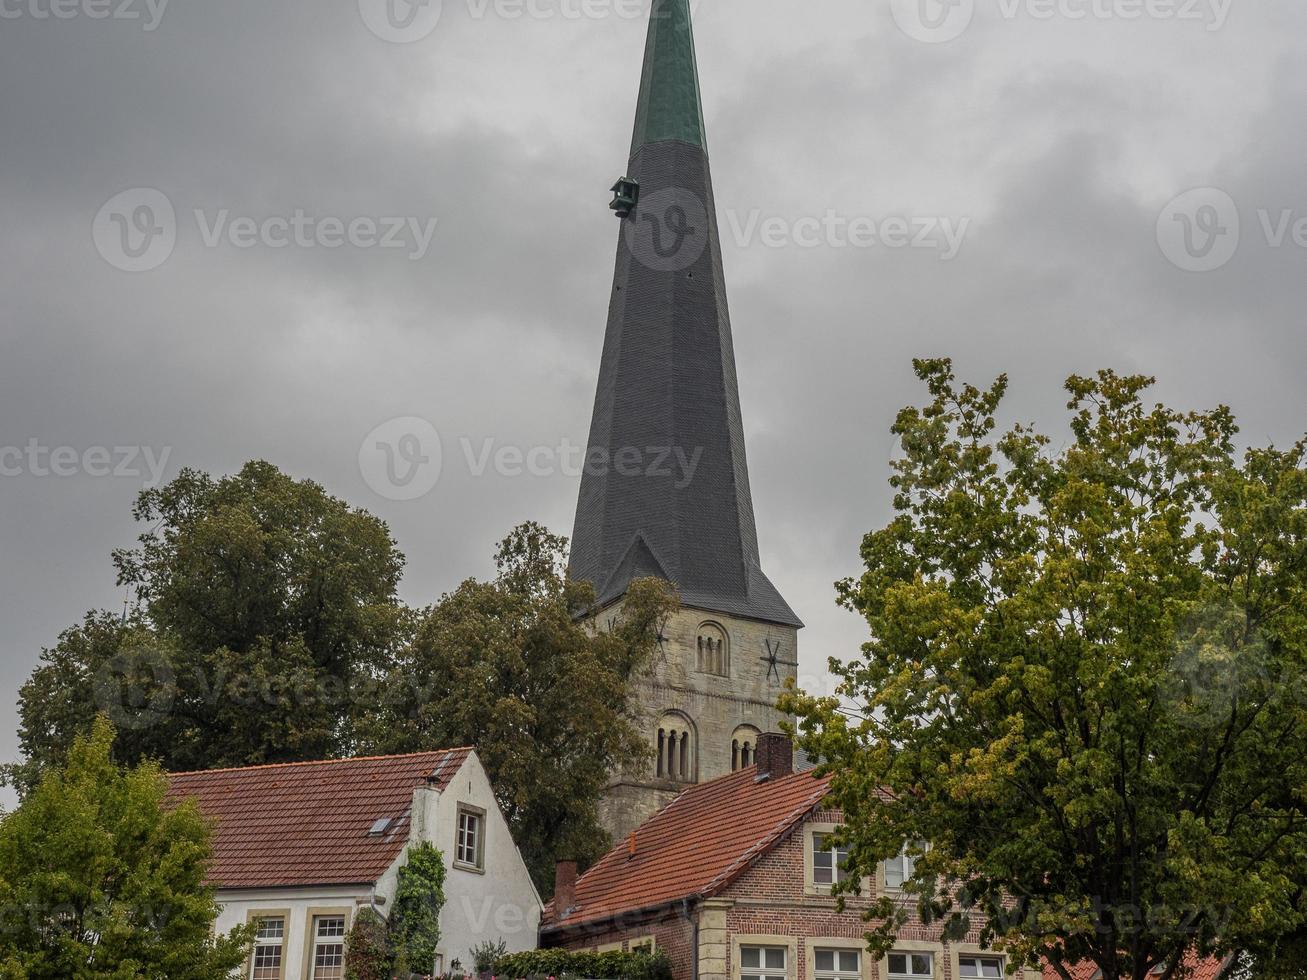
left=685, top=898, right=698, bottom=979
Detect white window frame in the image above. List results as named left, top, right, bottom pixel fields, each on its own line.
left=248, top=913, right=286, bottom=980
left=882, top=841, right=928, bottom=892
left=885, top=949, right=935, bottom=980
left=455, top=804, right=486, bottom=872
left=957, top=953, right=1005, bottom=979
left=950, top=944, right=1023, bottom=980
left=740, top=944, right=788, bottom=980
left=813, top=946, right=861, bottom=980
left=733, top=935, right=796, bottom=980
left=309, top=914, right=347, bottom=980
left=812, top=831, right=851, bottom=891
left=805, top=821, right=868, bottom=896
left=805, top=938, right=869, bottom=980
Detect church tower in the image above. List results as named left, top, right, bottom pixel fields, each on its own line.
left=570, top=0, right=803, bottom=840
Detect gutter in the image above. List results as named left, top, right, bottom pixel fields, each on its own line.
left=540, top=893, right=705, bottom=939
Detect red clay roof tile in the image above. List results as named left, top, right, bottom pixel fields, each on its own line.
left=165, top=748, right=472, bottom=889
left=545, top=765, right=832, bottom=930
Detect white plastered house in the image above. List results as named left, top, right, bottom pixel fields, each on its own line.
left=167, top=747, right=542, bottom=978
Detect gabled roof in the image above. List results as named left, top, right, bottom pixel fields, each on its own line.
left=166, top=748, right=471, bottom=889
left=1042, top=953, right=1233, bottom=980
left=544, top=765, right=832, bottom=930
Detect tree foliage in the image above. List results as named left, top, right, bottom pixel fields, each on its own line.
left=10, top=461, right=408, bottom=787
left=358, top=522, right=678, bottom=892
left=389, top=843, right=446, bottom=976
left=0, top=717, right=252, bottom=978
left=10, top=461, right=674, bottom=902
left=492, top=947, right=673, bottom=980
left=782, top=360, right=1307, bottom=980
left=343, top=908, right=391, bottom=980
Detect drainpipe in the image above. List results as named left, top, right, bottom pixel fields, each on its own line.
left=684, top=899, right=698, bottom=980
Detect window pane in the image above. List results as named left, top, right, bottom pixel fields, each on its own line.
left=764, top=947, right=785, bottom=969
left=255, top=916, right=284, bottom=941
left=252, top=945, right=282, bottom=980
left=742, top=947, right=761, bottom=968
left=316, top=916, right=345, bottom=938
left=313, top=943, right=344, bottom=980
left=888, top=954, right=907, bottom=974
left=839, top=951, right=859, bottom=972
left=885, top=855, right=904, bottom=887
left=983, top=962, right=1002, bottom=979
left=815, top=950, right=835, bottom=971
left=911, top=953, right=933, bottom=975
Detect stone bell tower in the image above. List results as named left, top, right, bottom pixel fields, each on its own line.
left=569, top=0, right=803, bottom=841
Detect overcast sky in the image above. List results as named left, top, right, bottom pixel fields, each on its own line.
left=1, top=0, right=1304, bottom=794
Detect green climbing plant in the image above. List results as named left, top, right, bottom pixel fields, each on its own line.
left=390, top=843, right=446, bottom=976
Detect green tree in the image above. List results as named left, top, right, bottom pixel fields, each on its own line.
left=11, top=461, right=408, bottom=787
left=360, top=522, right=677, bottom=892
left=343, top=908, right=391, bottom=980
left=0, top=717, right=252, bottom=978
left=782, top=360, right=1307, bottom=980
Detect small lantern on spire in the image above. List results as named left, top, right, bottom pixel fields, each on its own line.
left=610, top=177, right=640, bottom=218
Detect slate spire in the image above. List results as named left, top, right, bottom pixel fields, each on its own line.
left=569, top=0, right=801, bottom=628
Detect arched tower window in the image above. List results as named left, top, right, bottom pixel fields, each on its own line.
left=731, top=724, right=760, bottom=772
left=695, top=622, right=729, bottom=677
left=656, top=713, right=696, bottom=783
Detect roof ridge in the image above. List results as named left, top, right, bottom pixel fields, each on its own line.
left=167, top=747, right=472, bottom=779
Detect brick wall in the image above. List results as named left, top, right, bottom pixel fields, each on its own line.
left=547, top=907, right=696, bottom=979
left=546, top=807, right=1036, bottom=980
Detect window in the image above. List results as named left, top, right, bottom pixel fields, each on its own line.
left=812, top=832, right=850, bottom=890
left=884, top=842, right=926, bottom=889
left=959, top=956, right=1003, bottom=979
left=741, top=945, right=787, bottom=980
left=814, top=948, right=860, bottom=980
left=696, top=622, right=729, bottom=676
left=887, top=952, right=933, bottom=980
left=456, top=806, right=485, bottom=870
left=629, top=936, right=656, bottom=954
left=655, top=713, right=694, bottom=782
left=731, top=725, right=759, bottom=771
left=310, top=916, right=346, bottom=980
left=250, top=916, right=284, bottom=980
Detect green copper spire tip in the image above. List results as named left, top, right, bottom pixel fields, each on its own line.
left=630, top=0, right=707, bottom=156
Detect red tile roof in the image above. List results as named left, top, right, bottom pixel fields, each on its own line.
left=166, top=748, right=472, bottom=889
left=1042, top=953, right=1232, bottom=980
left=545, top=765, right=832, bottom=930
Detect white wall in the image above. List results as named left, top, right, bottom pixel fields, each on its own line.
left=420, top=753, right=543, bottom=970
left=212, top=885, right=372, bottom=980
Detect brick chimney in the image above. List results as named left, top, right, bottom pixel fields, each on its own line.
left=554, top=859, right=578, bottom=913
left=755, top=733, right=793, bottom=780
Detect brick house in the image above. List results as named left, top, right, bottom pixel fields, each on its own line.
left=167, top=747, right=541, bottom=979
left=541, top=734, right=1037, bottom=980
